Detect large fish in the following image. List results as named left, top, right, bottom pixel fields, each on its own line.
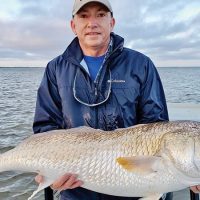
left=1, top=121, right=200, bottom=200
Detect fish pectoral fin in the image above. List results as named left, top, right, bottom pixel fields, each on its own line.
left=139, top=193, right=163, bottom=200
left=28, top=177, right=55, bottom=200
left=116, top=156, right=164, bottom=174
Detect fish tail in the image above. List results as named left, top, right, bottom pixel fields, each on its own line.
left=0, top=152, right=13, bottom=173
left=0, top=154, right=5, bottom=172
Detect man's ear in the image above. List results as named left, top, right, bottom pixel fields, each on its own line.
left=110, top=17, right=115, bottom=31
left=70, top=19, right=77, bottom=35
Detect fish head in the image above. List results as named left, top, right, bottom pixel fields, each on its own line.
left=161, top=127, right=200, bottom=179
left=193, top=134, right=200, bottom=172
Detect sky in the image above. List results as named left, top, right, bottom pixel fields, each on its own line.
left=0, top=0, right=199, bottom=67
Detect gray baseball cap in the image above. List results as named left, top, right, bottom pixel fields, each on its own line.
left=72, top=0, right=113, bottom=16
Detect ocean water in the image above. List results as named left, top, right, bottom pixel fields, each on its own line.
left=0, top=67, right=200, bottom=200
left=0, top=67, right=44, bottom=200
left=158, top=67, right=200, bottom=104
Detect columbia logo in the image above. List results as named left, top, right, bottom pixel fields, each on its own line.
left=108, top=79, right=126, bottom=83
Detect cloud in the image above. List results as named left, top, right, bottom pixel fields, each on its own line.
left=0, top=0, right=199, bottom=67
left=111, top=0, right=200, bottom=66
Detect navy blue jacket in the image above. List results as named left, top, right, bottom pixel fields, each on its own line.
left=33, top=33, right=169, bottom=200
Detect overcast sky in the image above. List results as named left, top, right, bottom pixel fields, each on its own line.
left=0, top=0, right=199, bottom=67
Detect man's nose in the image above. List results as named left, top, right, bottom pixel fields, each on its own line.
left=87, top=17, right=98, bottom=28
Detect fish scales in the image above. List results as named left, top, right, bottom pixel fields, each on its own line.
left=1, top=121, right=200, bottom=200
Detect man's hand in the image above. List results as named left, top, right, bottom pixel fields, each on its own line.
left=190, top=185, right=200, bottom=193
left=35, top=173, right=83, bottom=191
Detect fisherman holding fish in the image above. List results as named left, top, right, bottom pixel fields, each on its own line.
left=32, top=0, right=200, bottom=199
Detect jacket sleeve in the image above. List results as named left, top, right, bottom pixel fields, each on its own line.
left=33, top=62, right=64, bottom=133
left=137, top=58, right=169, bottom=123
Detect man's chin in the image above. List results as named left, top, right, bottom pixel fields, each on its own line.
left=85, top=41, right=102, bottom=48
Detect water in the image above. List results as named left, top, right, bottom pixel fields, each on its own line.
left=158, top=67, right=200, bottom=104
left=0, top=67, right=200, bottom=200
left=0, top=67, right=44, bottom=200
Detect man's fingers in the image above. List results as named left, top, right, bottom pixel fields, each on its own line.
left=60, top=174, right=78, bottom=189
left=190, top=185, right=200, bottom=193
left=59, top=175, right=83, bottom=190
left=69, top=180, right=84, bottom=189
left=35, top=175, right=44, bottom=184
left=51, top=173, right=72, bottom=190
left=51, top=173, right=83, bottom=190
left=35, top=173, right=83, bottom=191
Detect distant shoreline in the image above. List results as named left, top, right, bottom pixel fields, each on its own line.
left=0, top=66, right=44, bottom=68
left=0, top=66, right=200, bottom=69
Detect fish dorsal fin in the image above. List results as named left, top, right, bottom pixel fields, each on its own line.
left=116, top=156, right=164, bottom=174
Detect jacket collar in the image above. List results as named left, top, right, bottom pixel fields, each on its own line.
left=62, top=32, right=124, bottom=65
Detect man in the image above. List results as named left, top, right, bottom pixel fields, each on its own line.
left=33, top=0, right=199, bottom=199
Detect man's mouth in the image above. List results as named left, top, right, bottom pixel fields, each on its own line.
left=86, top=32, right=100, bottom=36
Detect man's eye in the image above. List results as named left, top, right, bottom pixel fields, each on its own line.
left=80, top=14, right=87, bottom=18
left=97, top=13, right=106, bottom=17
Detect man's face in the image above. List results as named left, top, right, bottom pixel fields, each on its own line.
left=71, top=2, right=115, bottom=51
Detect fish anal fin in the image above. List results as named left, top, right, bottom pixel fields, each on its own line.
left=116, top=156, right=164, bottom=174
left=28, top=177, right=55, bottom=200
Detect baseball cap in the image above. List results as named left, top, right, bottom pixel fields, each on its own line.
left=72, top=0, right=113, bottom=16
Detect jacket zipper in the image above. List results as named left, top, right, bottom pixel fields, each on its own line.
left=95, top=87, right=98, bottom=96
